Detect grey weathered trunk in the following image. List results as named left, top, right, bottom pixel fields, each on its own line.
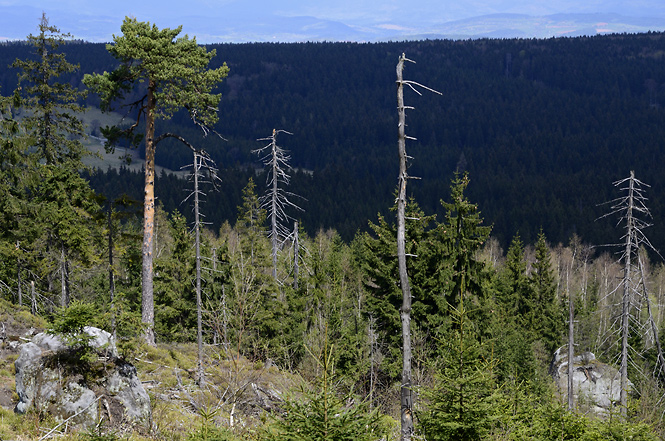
left=60, top=246, right=69, bottom=308
left=221, top=285, right=229, bottom=353
left=270, top=130, right=279, bottom=280
left=396, top=53, right=413, bottom=441
left=17, top=253, right=22, bottom=307
left=193, top=152, right=205, bottom=386
left=620, top=171, right=635, bottom=417
left=31, top=280, right=37, bottom=315
left=293, top=221, right=299, bottom=290
left=108, top=205, right=116, bottom=341
left=638, top=255, right=665, bottom=378
left=567, top=293, right=574, bottom=410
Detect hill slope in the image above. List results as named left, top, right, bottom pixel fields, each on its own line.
left=3, top=33, right=665, bottom=247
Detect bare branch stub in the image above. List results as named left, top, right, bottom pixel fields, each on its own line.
left=395, top=53, right=440, bottom=441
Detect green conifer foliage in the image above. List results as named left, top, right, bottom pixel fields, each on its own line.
left=262, top=345, right=384, bottom=441
left=362, top=175, right=492, bottom=377
left=362, top=200, right=437, bottom=376
left=0, top=93, right=32, bottom=299
left=530, top=230, right=564, bottom=354
left=236, top=178, right=268, bottom=264
left=154, top=210, right=196, bottom=342
left=83, top=17, right=229, bottom=345
left=498, top=234, right=535, bottom=324
left=4, top=14, right=99, bottom=308
left=11, top=13, right=88, bottom=168
left=223, top=179, right=278, bottom=359
left=418, top=303, right=499, bottom=441
left=491, top=234, right=543, bottom=387
left=435, top=173, right=493, bottom=330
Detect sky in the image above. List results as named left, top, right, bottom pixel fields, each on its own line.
left=1, top=0, right=665, bottom=42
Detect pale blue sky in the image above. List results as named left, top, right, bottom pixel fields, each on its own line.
left=1, top=0, right=664, bottom=42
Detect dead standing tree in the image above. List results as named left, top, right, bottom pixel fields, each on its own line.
left=396, top=53, right=441, bottom=441
left=169, top=133, right=221, bottom=386
left=253, top=129, right=303, bottom=283
left=599, top=170, right=664, bottom=417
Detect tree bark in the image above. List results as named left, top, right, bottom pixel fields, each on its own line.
left=396, top=53, right=413, bottom=441
left=108, top=204, right=116, bottom=341
left=293, top=221, right=299, bottom=290
left=141, top=79, right=157, bottom=347
left=17, top=254, right=22, bottom=307
left=567, top=292, right=574, bottom=410
left=638, top=255, right=665, bottom=379
left=60, top=245, right=69, bottom=308
left=194, top=152, right=205, bottom=386
left=31, top=280, right=37, bottom=315
left=620, top=171, right=635, bottom=418
left=270, top=129, right=279, bottom=280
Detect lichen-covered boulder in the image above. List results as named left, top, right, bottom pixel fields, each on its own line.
left=551, top=346, right=631, bottom=416
left=14, top=327, right=150, bottom=430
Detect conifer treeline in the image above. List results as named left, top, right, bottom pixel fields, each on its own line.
left=3, top=32, right=665, bottom=245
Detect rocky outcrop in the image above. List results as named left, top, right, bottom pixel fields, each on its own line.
left=14, top=327, right=151, bottom=430
left=551, top=346, right=631, bottom=416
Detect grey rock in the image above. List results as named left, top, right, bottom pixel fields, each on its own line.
left=83, top=326, right=119, bottom=357
left=106, top=361, right=151, bottom=421
left=551, top=346, right=631, bottom=416
left=14, top=327, right=150, bottom=430
left=32, top=333, right=65, bottom=352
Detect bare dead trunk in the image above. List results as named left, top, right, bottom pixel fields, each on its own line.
left=31, top=280, right=37, bottom=315
left=108, top=205, right=116, bottom=341
left=17, top=254, right=22, bottom=307
left=293, top=221, right=299, bottom=290
left=271, top=130, right=279, bottom=280
left=620, top=171, right=635, bottom=417
left=60, top=245, right=69, bottom=308
left=568, top=292, right=574, bottom=410
left=638, top=255, right=665, bottom=378
left=194, top=152, right=205, bottom=386
left=396, top=53, right=413, bottom=441
left=142, top=79, right=157, bottom=347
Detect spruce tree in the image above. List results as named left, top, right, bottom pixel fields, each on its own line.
left=492, top=235, right=541, bottom=386
left=436, top=172, right=492, bottom=315
left=419, top=304, right=498, bottom=441
left=7, top=14, right=98, bottom=307
left=11, top=13, right=87, bottom=168
left=362, top=200, right=437, bottom=376
left=499, top=235, right=536, bottom=326
left=0, top=93, right=33, bottom=302
left=154, top=210, right=196, bottom=342
left=530, top=230, right=563, bottom=354
left=262, top=345, right=384, bottom=441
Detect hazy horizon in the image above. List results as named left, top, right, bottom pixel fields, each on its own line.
left=1, top=0, right=664, bottom=43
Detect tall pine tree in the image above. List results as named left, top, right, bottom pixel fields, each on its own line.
left=84, top=17, right=229, bottom=345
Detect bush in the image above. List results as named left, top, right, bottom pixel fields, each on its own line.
left=48, top=300, right=100, bottom=363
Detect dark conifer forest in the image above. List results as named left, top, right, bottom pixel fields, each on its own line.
left=3, top=23, right=665, bottom=440
left=3, top=33, right=665, bottom=246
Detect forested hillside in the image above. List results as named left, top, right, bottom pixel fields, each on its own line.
left=2, top=19, right=665, bottom=440
left=3, top=33, right=665, bottom=246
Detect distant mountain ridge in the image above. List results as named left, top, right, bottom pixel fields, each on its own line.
left=1, top=3, right=664, bottom=43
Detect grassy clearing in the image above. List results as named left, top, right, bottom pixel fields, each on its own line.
left=77, top=107, right=187, bottom=177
